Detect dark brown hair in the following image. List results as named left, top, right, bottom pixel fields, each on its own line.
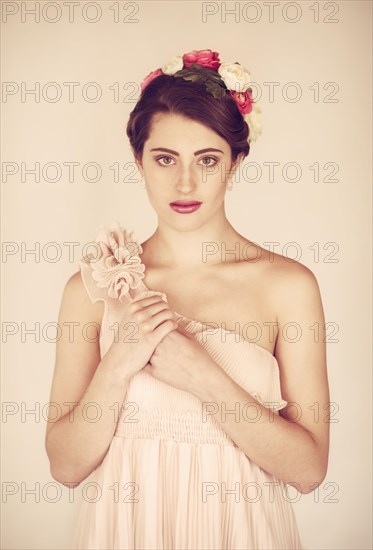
left=126, top=72, right=250, bottom=162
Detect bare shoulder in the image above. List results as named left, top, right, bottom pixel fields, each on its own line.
left=255, top=245, right=323, bottom=309
left=238, top=240, right=325, bottom=339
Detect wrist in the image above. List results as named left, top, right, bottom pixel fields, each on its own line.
left=98, top=352, right=133, bottom=386
left=194, top=359, right=230, bottom=402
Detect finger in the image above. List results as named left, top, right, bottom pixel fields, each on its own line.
left=152, top=318, right=178, bottom=342
left=145, top=300, right=175, bottom=319
left=130, top=293, right=170, bottom=319
left=174, top=323, right=192, bottom=337
left=131, top=290, right=167, bottom=305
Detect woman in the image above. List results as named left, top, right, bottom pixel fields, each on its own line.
left=45, top=49, right=330, bottom=549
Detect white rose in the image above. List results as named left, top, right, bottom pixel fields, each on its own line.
left=218, top=62, right=251, bottom=92
left=161, top=55, right=184, bottom=76
left=244, top=102, right=262, bottom=143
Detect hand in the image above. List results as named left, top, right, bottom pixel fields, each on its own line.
left=143, top=323, right=222, bottom=397
left=105, top=291, right=178, bottom=380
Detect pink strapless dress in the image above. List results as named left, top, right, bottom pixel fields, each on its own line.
left=72, top=222, right=303, bottom=550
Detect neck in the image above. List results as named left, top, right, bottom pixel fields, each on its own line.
left=142, top=216, right=239, bottom=269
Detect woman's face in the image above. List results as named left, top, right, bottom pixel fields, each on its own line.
left=137, top=113, right=239, bottom=228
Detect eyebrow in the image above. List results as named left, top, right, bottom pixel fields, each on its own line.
left=149, top=147, right=224, bottom=156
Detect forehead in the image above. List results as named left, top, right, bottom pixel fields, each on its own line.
left=145, top=112, right=229, bottom=150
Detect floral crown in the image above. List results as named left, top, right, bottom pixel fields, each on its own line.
left=140, top=49, right=262, bottom=144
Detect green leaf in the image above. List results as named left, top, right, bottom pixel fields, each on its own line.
left=173, top=64, right=228, bottom=99
left=205, top=80, right=227, bottom=99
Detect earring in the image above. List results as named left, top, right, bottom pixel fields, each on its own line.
left=227, top=179, right=234, bottom=190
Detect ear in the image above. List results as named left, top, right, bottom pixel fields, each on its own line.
left=134, top=156, right=144, bottom=175
left=230, top=153, right=244, bottom=173
left=226, top=154, right=243, bottom=186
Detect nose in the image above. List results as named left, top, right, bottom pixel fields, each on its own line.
left=175, top=163, right=197, bottom=195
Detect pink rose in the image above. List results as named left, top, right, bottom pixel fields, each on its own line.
left=183, top=49, right=221, bottom=70
left=140, top=68, right=163, bottom=91
left=87, top=222, right=145, bottom=303
left=230, top=90, right=253, bottom=115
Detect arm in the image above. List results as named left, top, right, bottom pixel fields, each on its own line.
left=45, top=271, right=177, bottom=487
left=45, top=271, right=132, bottom=487
left=193, top=263, right=330, bottom=495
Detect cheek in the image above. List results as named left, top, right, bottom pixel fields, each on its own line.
left=144, top=178, right=169, bottom=205
left=144, top=166, right=176, bottom=190
left=147, top=171, right=168, bottom=185
left=209, top=167, right=230, bottom=191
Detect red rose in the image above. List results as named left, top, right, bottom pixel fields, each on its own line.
left=140, top=68, right=163, bottom=91
left=230, top=90, right=253, bottom=115
left=183, top=49, right=221, bottom=70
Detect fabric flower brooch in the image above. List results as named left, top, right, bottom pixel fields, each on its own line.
left=140, top=48, right=262, bottom=143
left=82, top=222, right=146, bottom=303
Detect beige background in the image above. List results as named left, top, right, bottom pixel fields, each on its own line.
left=2, top=1, right=372, bottom=548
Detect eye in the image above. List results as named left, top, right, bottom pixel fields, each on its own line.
left=199, top=156, right=219, bottom=166
left=155, top=155, right=175, bottom=167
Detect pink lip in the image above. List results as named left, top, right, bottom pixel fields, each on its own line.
left=170, top=201, right=202, bottom=206
left=170, top=201, right=202, bottom=214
